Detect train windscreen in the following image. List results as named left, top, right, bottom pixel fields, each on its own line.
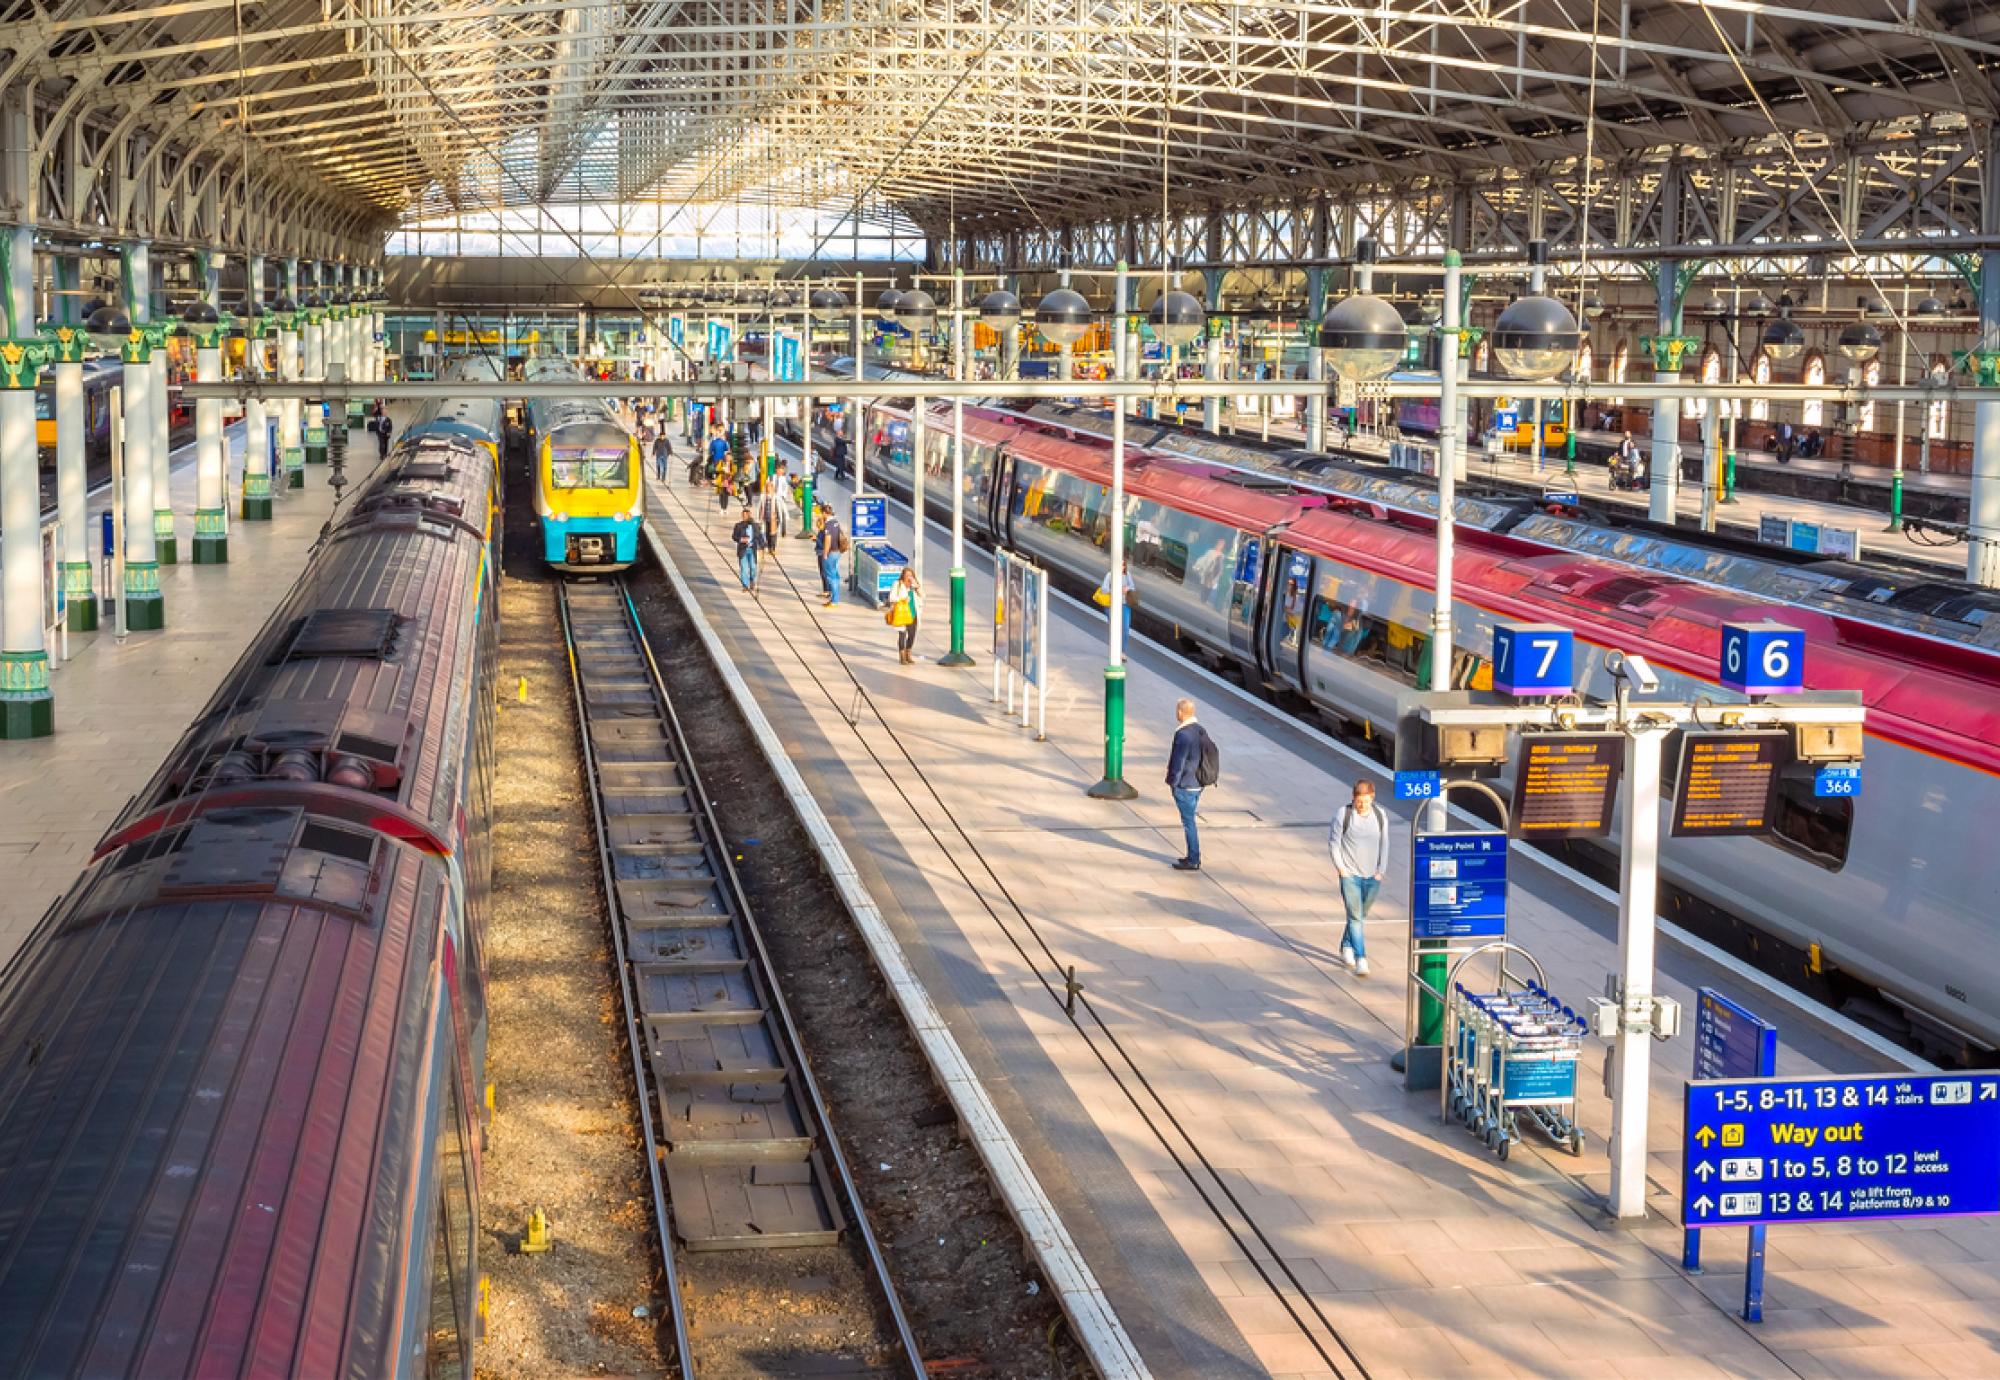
left=551, top=446, right=630, bottom=489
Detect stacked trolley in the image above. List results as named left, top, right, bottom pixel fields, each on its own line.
left=1446, top=980, right=1587, bottom=1161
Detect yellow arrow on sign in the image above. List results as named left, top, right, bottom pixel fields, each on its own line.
left=1694, top=1126, right=1718, bottom=1147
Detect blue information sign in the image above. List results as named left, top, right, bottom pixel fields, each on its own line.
left=1682, top=1073, right=2000, bottom=1230
left=668, top=315, right=685, bottom=346
left=1409, top=831, right=1507, bottom=940
left=850, top=496, right=887, bottom=540
left=1685, top=989, right=1779, bottom=1296
left=1540, top=490, right=1581, bottom=507
left=1495, top=409, right=1518, bottom=433
left=1492, top=622, right=1574, bottom=696
left=1720, top=621, right=1805, bottom=695
left=1814, top=764, right=1861, bottom=798
left=1393, top=770, right=1440, bottom=801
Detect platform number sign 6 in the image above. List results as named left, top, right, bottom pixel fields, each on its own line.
left=1720, top=622, right=1805, bottom=695
left=1493, top=623, right=1575, bottom=696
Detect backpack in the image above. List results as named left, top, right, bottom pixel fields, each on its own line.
left=1194, top=727, right=1220, bottom=787
left=834, top=526, right=852, bottom=554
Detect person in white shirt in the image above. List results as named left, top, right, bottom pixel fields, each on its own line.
left=1327, top=780, right=1390, bottom=976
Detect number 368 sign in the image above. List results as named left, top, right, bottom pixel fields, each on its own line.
left=1720, top=621, right=1805, bottom=695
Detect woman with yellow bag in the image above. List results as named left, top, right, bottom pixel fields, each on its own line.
left=886, top=567, right=923, bottom=664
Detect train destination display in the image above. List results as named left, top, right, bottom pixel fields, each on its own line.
left=1682, top=1073, right=2000, bottom=1228
left=1510, top=732, right=1623, bottom=839
left=1671, top=731, right=1786, bottom=838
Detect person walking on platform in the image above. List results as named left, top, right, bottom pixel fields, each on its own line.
left=887, top=567, right=921, bottom=662
left=652, top=431, right=673, bottom=485
left=376, top=411, right=393, bottom=460
left=1328, top=780, right=1390, bottom=976
left=731, top=507, right=762, bottom=594
left=758, top=482, right=785, bottom=559
left=815, top=506, right=849, bottom=606
left=1165, top=699, right=1218, bottom=872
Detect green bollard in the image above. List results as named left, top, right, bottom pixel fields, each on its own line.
left=939, top=567, right=974, bottom=666
left=1085, top=665, right=1138, bottom=799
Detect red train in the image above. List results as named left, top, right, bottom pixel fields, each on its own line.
left=841, top=389, right=2000, bottom=1058
left=0, top=367, right=503, bottom=1376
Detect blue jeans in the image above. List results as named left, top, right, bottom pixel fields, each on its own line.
left=821, top=553, right=841, bottom=602
left=1340, top=875, right=1379, bottom=958
left=1172, top=786, right=1201, bottom=864
left=737, top=547, right=758, bottom=589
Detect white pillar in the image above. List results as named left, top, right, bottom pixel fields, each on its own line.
left=192, top=329, right=225, bottom=563
left=150, top=343, right=172, bottom=563
left=1968, top=244, right=2000, bottom=586
left=1648, top=272, right=1684, bottom=524
left=54, top=349, right=93, bottom=632
left=120, top=347, right=164, bottom=630
left=279, top=320, right=304, bottom=489
left=0, top=222, right=49, bottom=734
left=852, top=270, right=866, bottom=498
left=302, top=308, right=326, bottom=465
left=1609, top=722, right=1666, bottom=1218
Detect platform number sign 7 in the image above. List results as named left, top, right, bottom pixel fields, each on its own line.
left=1493, top=623, right=1574, bottom=696
left=1720, top=622, right=1805, bottom=695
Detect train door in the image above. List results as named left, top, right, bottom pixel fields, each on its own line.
left=986, top=442, right=1016, bottom=547
left=1261, top=549, right=1314, bottom=693
left=1226, top=532, right=1264, bottom=665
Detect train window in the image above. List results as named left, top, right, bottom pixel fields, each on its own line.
left=34, top=392, right=53, bottom=421
left=426, top=1061, right=472, bottom=1377
left=1129, top=504, right=1186, bottom=584
left=551, top=452, right=629, bottom=489
left=1767, top=763, right=1853, bottom=870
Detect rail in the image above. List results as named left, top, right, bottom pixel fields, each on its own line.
left=557, top=577, right=921, bottom=1378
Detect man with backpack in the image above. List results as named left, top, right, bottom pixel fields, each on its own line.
left=1327, top=779, right=1390, bottom=976
left=1164, top=698, right=1219, bottom=872
left=814, top=505, right=850, bottom=606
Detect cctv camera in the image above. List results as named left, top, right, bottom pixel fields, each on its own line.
left=1617, top=653, right=1662, bottom=694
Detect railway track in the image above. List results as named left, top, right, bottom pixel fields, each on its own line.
left=557, top=577, right=923, bottom=1379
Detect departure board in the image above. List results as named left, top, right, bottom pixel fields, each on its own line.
left=1672, top=732, right=1787, bottom=837
left=1510, top=733, right=1623, bottom=839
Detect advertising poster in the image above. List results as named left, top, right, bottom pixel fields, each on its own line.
left=1021, top=566, right=1044, bottom=685
left=1006, top=560, right=1027, bottom=673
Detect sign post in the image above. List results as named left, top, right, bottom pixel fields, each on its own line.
left=1403, top=779, right=1512, bottom=1091
left=1399, top=618, right=1862, bottom=1220
left=1682, top=988, right=1779, bottom=1313
left=1683, top=1071, right=2000, bottom=1319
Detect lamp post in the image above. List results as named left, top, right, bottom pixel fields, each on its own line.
left=895, top=288, right=937, bottom=599
left=980, top=288, right=1021, bottom=382
left=940, top=270, right=974, bottom=666
left=803, top=285, right=847, bottom=537
left=1036, top=283, right=1090, bottom=394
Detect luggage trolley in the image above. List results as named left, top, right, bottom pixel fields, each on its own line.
left=1440, top=942, right=1587, bottom=1162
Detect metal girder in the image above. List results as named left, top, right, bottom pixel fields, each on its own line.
left=0, top=0, right=1987, bottom=284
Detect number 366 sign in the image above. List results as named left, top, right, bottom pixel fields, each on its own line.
left=1720, top=621, right=1805, bottom=695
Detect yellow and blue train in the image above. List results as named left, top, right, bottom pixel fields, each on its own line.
left=526, top=356, right=642, bottom=571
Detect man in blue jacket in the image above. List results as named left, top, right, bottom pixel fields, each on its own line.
left=1165, top=698, right=1216, bottom=872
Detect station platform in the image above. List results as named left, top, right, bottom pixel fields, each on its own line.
left=643, top=461, right=1995, bottom=1380
left=0, top=426, right=381, bottom=968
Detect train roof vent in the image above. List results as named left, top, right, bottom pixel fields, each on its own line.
left=283, top=608, right=401, bottom=662
left=394, top=460, right=457, bottom=483
left=1885, top=583, right=2000, bottom=625
left=1581, top=575, right=1663, bottom=608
